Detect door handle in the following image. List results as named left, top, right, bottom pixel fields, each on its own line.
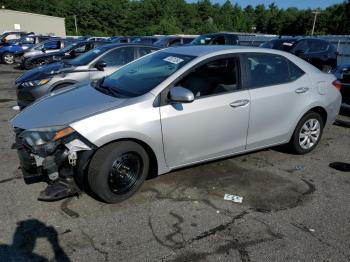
left=230, top=99, right=250, bottom=108
left=295, top=87, right=309, bottom=94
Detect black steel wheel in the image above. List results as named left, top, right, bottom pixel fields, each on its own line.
left=108, top=152, right=143, bottom=195
left=88, top=141, right=149, bottom=203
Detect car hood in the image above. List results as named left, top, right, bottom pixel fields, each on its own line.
left=16, top=62, right=75, bottom=84
left=11, top=82, right=127, bottom=130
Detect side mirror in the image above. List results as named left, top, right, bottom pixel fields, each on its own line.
left=95, top=61, right=107, bottom=71
left=169, top=86, right=194, bottom=103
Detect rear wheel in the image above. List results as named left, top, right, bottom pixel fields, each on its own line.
left=289, top=112, right=323, bottom=154
left=2, top=52, right=15, bottom=65
left=88, top=141, right=149, bottom=203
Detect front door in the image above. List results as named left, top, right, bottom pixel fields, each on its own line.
left=160, top=56, right=250, bottom=168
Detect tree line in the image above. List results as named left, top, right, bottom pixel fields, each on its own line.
left=0, top=0, right=349, bottom=36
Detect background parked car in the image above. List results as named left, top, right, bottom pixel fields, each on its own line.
left=110, top=36, right=136, bottom=43
left=18, top=38, right=78, bottom=69
left=15, top=43, right=160, bottom=108
left=333, top=64, right=350, bottom=104
left=0, top=34, right=51, bottom=64
left=190, top=33, right=240, bottom=45
left=24, top=40, right=111, bottom=69
left=153, top=35, right=196, bottom=47
left=131, top=36, right=160, bottom=45
left=0, top=31, right=32, bottom=43
left=260, top=37, right=337, bottom=72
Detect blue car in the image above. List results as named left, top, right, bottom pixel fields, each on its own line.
left=0, top=34, right=51, bottom=65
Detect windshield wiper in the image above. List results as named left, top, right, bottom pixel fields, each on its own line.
left=94, top=77, right=123, bottom=97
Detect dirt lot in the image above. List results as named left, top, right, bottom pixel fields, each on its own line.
left=0, top=64, right=349, bottom=262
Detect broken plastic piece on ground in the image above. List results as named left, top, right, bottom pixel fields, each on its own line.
left=224, top=193, right=243, bottom=203
left=12, top=105, right=20, bottom=111
left=295, top=165, right=305, bottom=171
left=329, top=162, right=350, bottom=172
left=38, top=177, right=80, bottom=202
left=309, top=228, right=315, bottom=232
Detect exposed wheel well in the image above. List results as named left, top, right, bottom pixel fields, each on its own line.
left=308, top=106, right=327, bottom=126
left=51, top=82, right=74, bottom=91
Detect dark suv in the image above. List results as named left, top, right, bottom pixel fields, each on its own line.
left=333, top=64, right=350, bottom=105
left=260, top=37, right=337, bottom=72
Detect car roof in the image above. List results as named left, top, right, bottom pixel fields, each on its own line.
left=95, top=43, right=161, bottom=50
left=162, top=45, right=256, bottom=56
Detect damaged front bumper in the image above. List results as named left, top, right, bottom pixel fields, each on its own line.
left=15, top=127, right=96, bottom=189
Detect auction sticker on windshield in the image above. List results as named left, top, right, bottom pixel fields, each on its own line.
left=163, top=56, right=184, bottom=64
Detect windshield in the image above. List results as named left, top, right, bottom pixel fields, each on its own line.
left=69, top=46, right=106, bottom=66
left=100, top=51, right=195, bottom=97
left=191, top=35, right=213, bottom=45
left=59, top=43, right=77, bottom=53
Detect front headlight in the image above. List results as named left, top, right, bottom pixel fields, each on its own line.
left=19, top=126, right=75, bottom=156
left=22, top=78, right=51, bottom=88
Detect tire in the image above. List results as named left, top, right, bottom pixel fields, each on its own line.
left=88, top=141, right=150, bottom=203
left=2, top=52, right=15, bottom=65
left=289, top=112, right=324, bottom=154
left=22, top=59, right=33, bottom=70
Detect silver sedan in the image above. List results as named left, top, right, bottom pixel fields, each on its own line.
left=12, top=46, right=342, bottom=203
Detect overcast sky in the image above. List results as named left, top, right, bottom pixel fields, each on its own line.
left=186, top=0, right=345, bottom=9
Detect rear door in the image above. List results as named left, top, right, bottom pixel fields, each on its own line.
left=244, top=53, right=311, bottom=150
left=160, top=55, right=250, bottom=168
left=90, top=46, right=136, bottom=81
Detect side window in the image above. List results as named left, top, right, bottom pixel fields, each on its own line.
left=183, top=38, right=194, bottom=44
left=138, top=47, right=158, bottom=57
left=288, top=61, right=305, bottom=81
left=44, top=41, right=60, bottom=50
left=23, top=37, right=35, bottom=44
left=293, top=40, right=309, bottom=53
left=245, top=54, right=290, bottom=88
left=74, top=44, right=88, bottom=54
left=308, top=40, right=328, bottom=53
left=169, top=39, right=181, bottom=47
left=175, top=57, right=240, bottom=98
left=212, top=36, right=225, bottom=45
left=99, top=47, right=134, bottom=67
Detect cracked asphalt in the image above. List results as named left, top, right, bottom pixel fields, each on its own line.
left=0, top=64, right=349, bottom=261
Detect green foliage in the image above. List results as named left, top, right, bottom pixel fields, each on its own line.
left=0, top=0, right=348, bottom=36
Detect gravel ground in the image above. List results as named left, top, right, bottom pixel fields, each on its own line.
left=0, top=64, right=349, bottom=262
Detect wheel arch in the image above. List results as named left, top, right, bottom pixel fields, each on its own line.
left=49, top=80, right=78, bottom=92
left=288, top=104, right=328, bottom=142
left=92, top=137, right=159, bottom=179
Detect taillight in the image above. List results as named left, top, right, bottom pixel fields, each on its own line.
left=332, top=80, right=342, bottom=91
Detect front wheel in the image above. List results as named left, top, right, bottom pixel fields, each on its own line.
left=88, top=141, right=149, bottom=203
left=289, top=112, right=324, bottom=154
left=2, top=52, right=15, bottom=65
